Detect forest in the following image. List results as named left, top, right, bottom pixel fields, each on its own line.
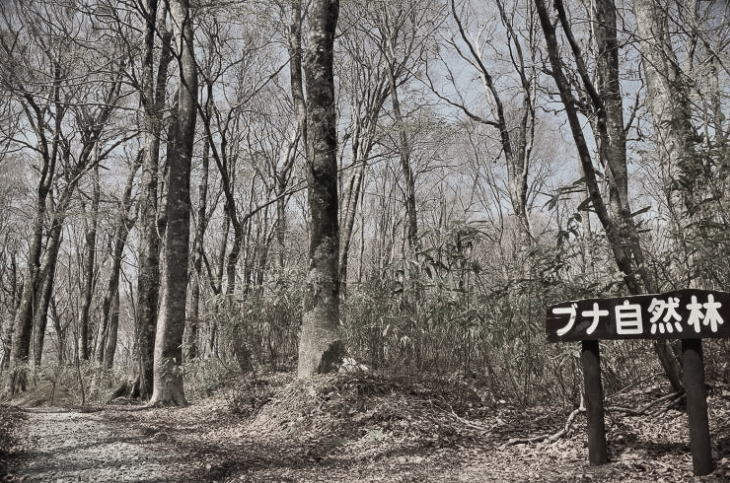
left=0, top=0, right=729, bottom=481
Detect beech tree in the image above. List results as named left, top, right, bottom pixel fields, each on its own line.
left=633, top=0, right=703, bottom=285
left=149, top=0, right=197, bottom=406
left=431, top=0, right=540, bottom=251
left=0, top=1, right=125, bottom=394
left=534, top=0, right=682, bottom=391
left=298, top=0, right=345, bottom=378
left=132, top=0, right=173, bottom=400
left=95, top=154, right=142, bottom=368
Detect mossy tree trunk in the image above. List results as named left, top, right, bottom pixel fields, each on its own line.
left=298, top=0, right=345, bottom=378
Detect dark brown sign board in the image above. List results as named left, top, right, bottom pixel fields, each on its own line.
left=547, top=289, right=730, bottom=342
left=546, top=289, right=725, bottom=476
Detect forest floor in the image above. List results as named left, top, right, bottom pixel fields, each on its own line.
left=2, top=373, right=730, bottom=482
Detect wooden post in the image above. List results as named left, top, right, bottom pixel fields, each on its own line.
left=681, top=338, right=713, bottom=476
left=581, top=340, right=608, bottom=465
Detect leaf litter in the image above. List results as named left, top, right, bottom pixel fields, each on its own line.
left=2, top=373, right=730, bottom=481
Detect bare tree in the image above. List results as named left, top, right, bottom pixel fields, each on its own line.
left=95, top=153, right=142, bottom=368
left=0, top=2, right=125, bottom=393
left=149, top=0, right=198, bottom=406
left=132, top=0, right=173, bottom=400
left=633, top=0, right=703, bottom=284
left=534, top=0, right=682, bottom=392
left=78, top=166, right=100, bottom=361
left=429, top=0, right=539, bottom=251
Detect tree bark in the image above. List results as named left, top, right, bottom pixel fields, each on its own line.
left=633, top=0, right=699, bottom=275
left=298, top=0, right=345, bottom=378
left=134, top=0, right=172, bottom=400
left=5, top=162, right=53, bottom=395
left=31, top=219, right=63, bottom=369
left=184, top=95, right=211, bottom=362
left=103, top=289, right=120, bottom=370
left=78, top=166, right=100, bottom=361
left=95, top=154, right=141, bottom=365
left=149, top=0, right=197, bottom=406
left=275, top=0, right=307, bottom=269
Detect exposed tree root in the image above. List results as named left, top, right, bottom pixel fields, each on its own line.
left=106, top=376, right=141, bottom=403
left=506, top=391, right=687, bottom=447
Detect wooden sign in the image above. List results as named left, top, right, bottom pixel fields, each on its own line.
left=546, top=289, right=724, bottom=476
left=546, top=289, right=730, bottom=342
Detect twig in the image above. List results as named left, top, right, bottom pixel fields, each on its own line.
left=606, top=391, right=683, bottom=417
left=606, top=373, right=660, bottom=400
left=444, top=405, right=493, bottom=432
left=650, top=393, right=685, bottom=416
left=506, top=407, right=584, bottom=445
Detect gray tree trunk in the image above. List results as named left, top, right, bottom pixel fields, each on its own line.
left=298, top=0, right=345, bottom=378
left=95, top=154, right=141, bottom=365
left=134, top=0, right=172, bottom=400
left=387, top=67, right=419, bottom=254
left=633, top=0, right=699, bottom=277
left=79, top=166, right=100, bottom=361
left=535, top=0, right=683, bottom=392
left=5, top=172, right=51, bottom=395
left=31, top=219, right=63, bottom=369
left=184, top=94, right=210, bottom=362
left=149, top=0, right=197, bottom=406
left=103, top=289, right=120, bottom=370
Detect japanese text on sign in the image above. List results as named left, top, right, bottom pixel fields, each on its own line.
left=546, top=290, right=730, bottom=342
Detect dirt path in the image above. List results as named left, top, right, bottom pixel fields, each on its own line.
left=7, top=407, right=203, bottom=483
left=4, top=377, right=730, bottom=482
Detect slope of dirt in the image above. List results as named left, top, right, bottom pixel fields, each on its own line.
left=4, top=373, right=730, bottom=482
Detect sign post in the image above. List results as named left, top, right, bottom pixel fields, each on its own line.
left=546, top=289, right=728, bottom=476
left=581, top=340, right=607, bottom=465
left=681, top=338, right=713, bottom=475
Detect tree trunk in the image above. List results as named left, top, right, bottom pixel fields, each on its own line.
left=184, top=99, right=210, bottom=362
left=591, top=0, right=682, bottom=392
left=51, top=297, right=64, bottom=365
left=79, top=166, right=100, bottom=361
left=535, top=0, right=683, bottom=392
left=95, top=154, right=140, bottom=365
left=103, top=289, right=120, bottom=370
left=149, top=0, right=197, bottom=406
left=633, top=0, right=699, bottom=278
left=298, top=0, right=345, bottom=378
left=135, top=137, right=162, bottom=400
left=28, top=158, right=99, bottom=371
left=31, top=220, right=63, bottom=369
left=134, top=0, right=172, bottom=400
left=504, top=108, right=533, bottom=250
left=387, top=66, right=418, bottom=254
left=289, top=0, right=308, bottom=148
left=5, top=187, right=49, bottom=395
left=275, top=0, right=307, bottom=269
left=339, top=161, right=366, bottom=293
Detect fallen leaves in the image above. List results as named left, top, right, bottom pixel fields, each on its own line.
left=3, top=374, right=730, bottom=481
